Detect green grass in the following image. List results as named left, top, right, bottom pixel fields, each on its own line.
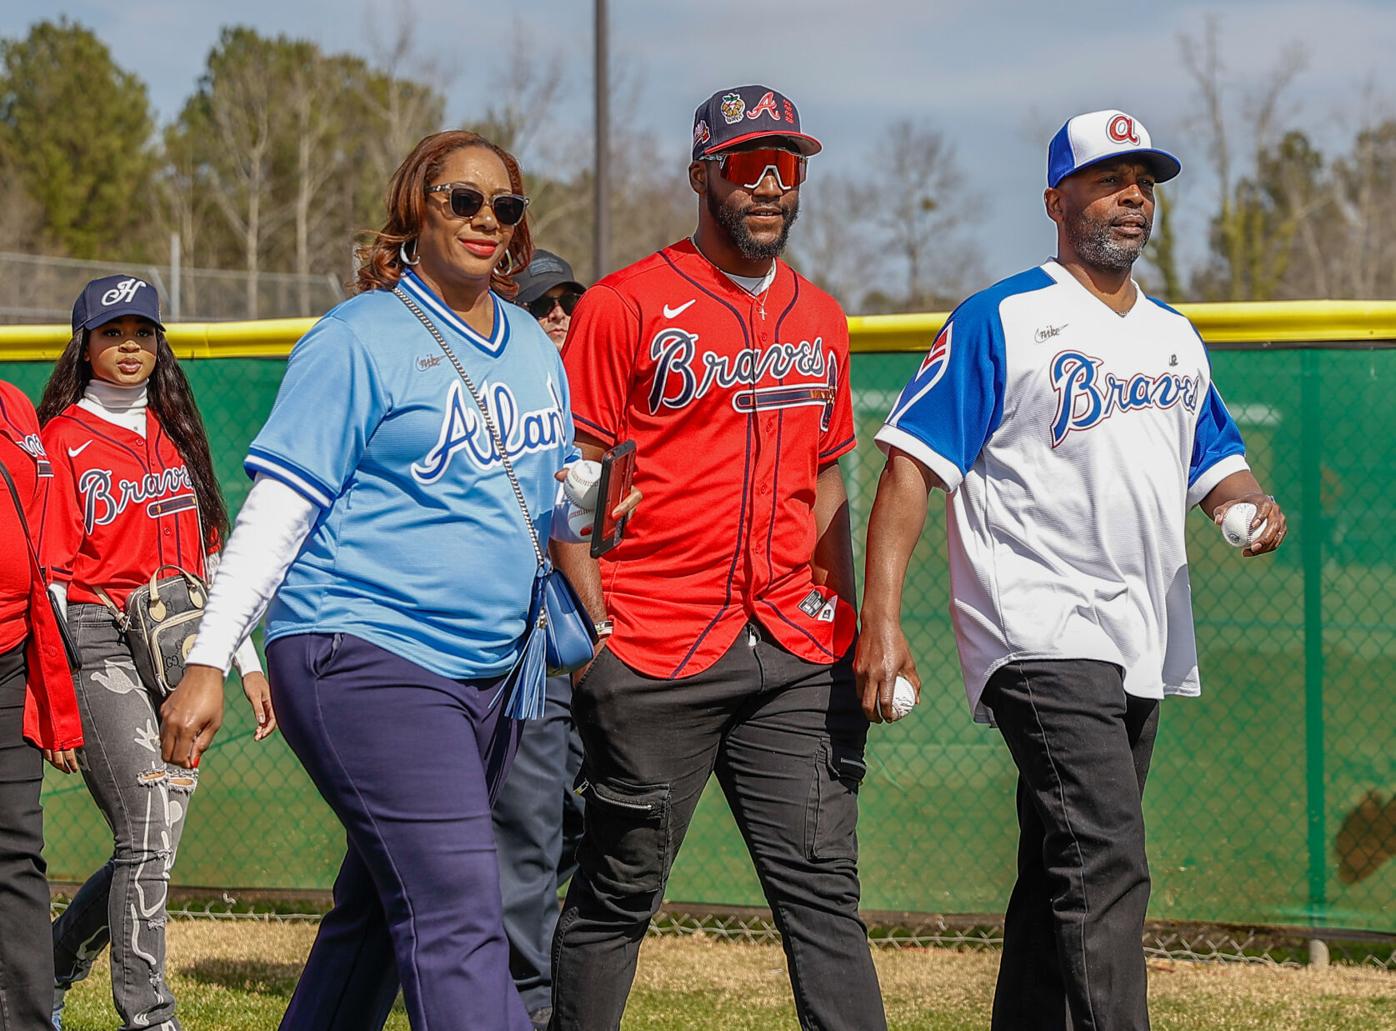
left=53, top=922, right=1396, bottom=1031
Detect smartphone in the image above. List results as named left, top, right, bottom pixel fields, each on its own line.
left=590, top=440, right=636, bottom=558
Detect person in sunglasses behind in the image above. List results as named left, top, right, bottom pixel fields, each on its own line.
left=494, top=247, right=589, bottom=1030
left=551, top=85, right=886, bottom=1029
left=515, top=250, right=586, bottom=349
left=158, top=130, right=615, bottom=1031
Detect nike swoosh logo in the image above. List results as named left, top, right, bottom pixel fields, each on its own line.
left=67, top=442, right=93, bottom=458
left=663, top=299, right=696, bottom=319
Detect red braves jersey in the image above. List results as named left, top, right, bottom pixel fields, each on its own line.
left=563, top=239, right=857, bottom=679
left=42, top=404, right=211, bottom=609
left=0, top=381, right=81, bottom=750
left=0, top=382, right=53, bottom=651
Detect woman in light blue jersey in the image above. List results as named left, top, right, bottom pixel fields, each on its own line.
left=159, top=130, right=593, bottom=1031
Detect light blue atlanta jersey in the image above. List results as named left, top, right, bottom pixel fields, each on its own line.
left=877, top=260, right=1248, bottom=722
left=246, top=270, right=576, bottom=679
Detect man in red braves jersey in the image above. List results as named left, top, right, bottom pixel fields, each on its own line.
left=551, top=85, right=885, bottom=1030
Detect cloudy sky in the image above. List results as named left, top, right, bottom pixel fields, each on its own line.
left=3, top=0, right=1393, bottom=278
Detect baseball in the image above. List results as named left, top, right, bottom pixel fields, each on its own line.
left=567, top=503, right=594, bottom=539
left=1221, top=502, right=1266, bottom=548
left=889, top=675, right=918, bottom=721
left=564, top=460, right=603, bottom=511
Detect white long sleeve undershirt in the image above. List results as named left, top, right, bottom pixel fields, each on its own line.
left=186, top=469, right=593, bottom=674
left=184, top=475, right=319, bottom=675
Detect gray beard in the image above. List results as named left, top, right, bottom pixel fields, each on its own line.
left=1068, top=213, right=1150, bottom=272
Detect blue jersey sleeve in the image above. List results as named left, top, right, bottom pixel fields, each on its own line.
left=1186, top=382, right=1247, bottom=505
left=873, top=302, right=1005, bottom=491
left=245, top=314, right=390, bottom=507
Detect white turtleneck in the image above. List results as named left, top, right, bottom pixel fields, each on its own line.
left=79, top=378, right=148, bottom=437
left=55, top=377, right=264, bottom=677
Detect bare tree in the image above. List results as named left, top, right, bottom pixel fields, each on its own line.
left=1179, top=16, right=1309, bottom=300
left=360, top=9, right=450, bottom=188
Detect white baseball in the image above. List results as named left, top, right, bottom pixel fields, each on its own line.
left=567, top=504, right=594, bottom=539
left=889, top=675, right=918, bottom=721
left=1221, top=502, right=1266, bottom=548
left=564, top=460, right=603, bottom=511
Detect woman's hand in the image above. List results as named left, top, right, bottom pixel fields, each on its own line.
left=43, top=748, right=79, bottom=774
left=160, top=664, right=226, bottom=768
left=241, top=671, right=277, bottom=741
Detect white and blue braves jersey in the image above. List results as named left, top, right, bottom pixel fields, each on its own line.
left=246, top=270, right=576, bottom=679
left=876, top=260, right=1249, bottom=722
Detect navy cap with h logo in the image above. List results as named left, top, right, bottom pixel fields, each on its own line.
left=691, top=85, right=822, bottom=161
left=72, top=275, right=166, bottom=334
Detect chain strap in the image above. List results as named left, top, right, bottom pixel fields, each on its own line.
left=393, top=286, right=548, bottom=571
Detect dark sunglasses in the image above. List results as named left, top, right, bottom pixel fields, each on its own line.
left=527, top=290, right=584, bottom=319
left=706, top=148, right=807, bottom=191
left=426, top=183, right=529, bottom=225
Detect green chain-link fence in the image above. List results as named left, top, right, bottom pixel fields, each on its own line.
left=4, top=339, right=1394, bottom=964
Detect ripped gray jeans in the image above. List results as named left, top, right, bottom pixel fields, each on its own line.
left=51, top=603, right=197, bottom=1031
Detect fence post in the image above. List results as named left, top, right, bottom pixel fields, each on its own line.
left=170, top=233, right=182, bottom=321
left=1299, top=349, right=1327, bottom=938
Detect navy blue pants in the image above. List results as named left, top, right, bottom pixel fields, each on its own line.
left=492, top=675, right=585, bottom=1017
left=268, top=633, right=531, bottom=1031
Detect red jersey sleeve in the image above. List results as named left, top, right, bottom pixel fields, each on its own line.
left=561, top=284, right=641, bottom=447
left=39, top=423, right=84, bottom=586
left=820, top=317, right=857, bottom=465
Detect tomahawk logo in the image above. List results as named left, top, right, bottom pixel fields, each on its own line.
left=1107, top=114, right=1141, bottom=146
left=100, top=278, right=147, bottom=307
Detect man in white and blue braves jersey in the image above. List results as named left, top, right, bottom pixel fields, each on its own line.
left=857, top=110, right=1287, bottom=1030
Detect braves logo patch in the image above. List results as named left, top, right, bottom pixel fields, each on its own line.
left=693, top=119, right=710, bottom=146
left=720, top=92, right=746, bottom=124
left=917, top=323, right=952, bottom=386
left=1049, top=349, right=1202, bottom=447
left=745, top=91, right=781, bottom=121
left=1107, top=114, right=1140, bottom=145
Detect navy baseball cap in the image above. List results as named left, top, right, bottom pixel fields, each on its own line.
left=692, top=84, right=822, bottom=161
left=72, top=275, right=165, bottom=334
left=1047, top=110, right=1181, bottom=188
left=513, top=250, right=585, bottom=307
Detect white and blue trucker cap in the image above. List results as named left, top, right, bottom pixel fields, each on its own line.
left=1047, top=110, right=1181, bottom=188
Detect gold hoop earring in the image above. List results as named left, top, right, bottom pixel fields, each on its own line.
left=399, top=240, right=420, bottom=267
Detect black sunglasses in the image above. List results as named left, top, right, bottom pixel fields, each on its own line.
left=425, top=183, right=529, bottom=226
left=527, top=291, right=584, bottom=320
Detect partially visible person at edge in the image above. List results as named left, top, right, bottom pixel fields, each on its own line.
left=495, top=248, right=589, bottom=1031
left=551, top=85, right=888, bottom=1030
left=37, top=276, right=271, bottom=1031
left=159, top=130, right=631, bottom=1031
left=856, top=110, right=1288, bottom=1031
left=0, top=376, right=81, bottom=1031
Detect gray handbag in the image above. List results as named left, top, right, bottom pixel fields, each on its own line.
left=96, top=564, right=209, bottom=698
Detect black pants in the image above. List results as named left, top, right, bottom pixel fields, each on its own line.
left=0, top=641, right=54, bottom=1030
left=551, top=626, right=886, bottom=1031
left=493, top=675, right=585, bottom=1018
left=982, top=660, right=1159, bottom=1031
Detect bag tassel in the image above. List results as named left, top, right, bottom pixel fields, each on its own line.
left=504, top=620, right=548, bottom=720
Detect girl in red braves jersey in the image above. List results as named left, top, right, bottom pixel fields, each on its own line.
left=36, top=276, right=271, bottom=1031
left=0, top=377, right=82, bottom=1030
